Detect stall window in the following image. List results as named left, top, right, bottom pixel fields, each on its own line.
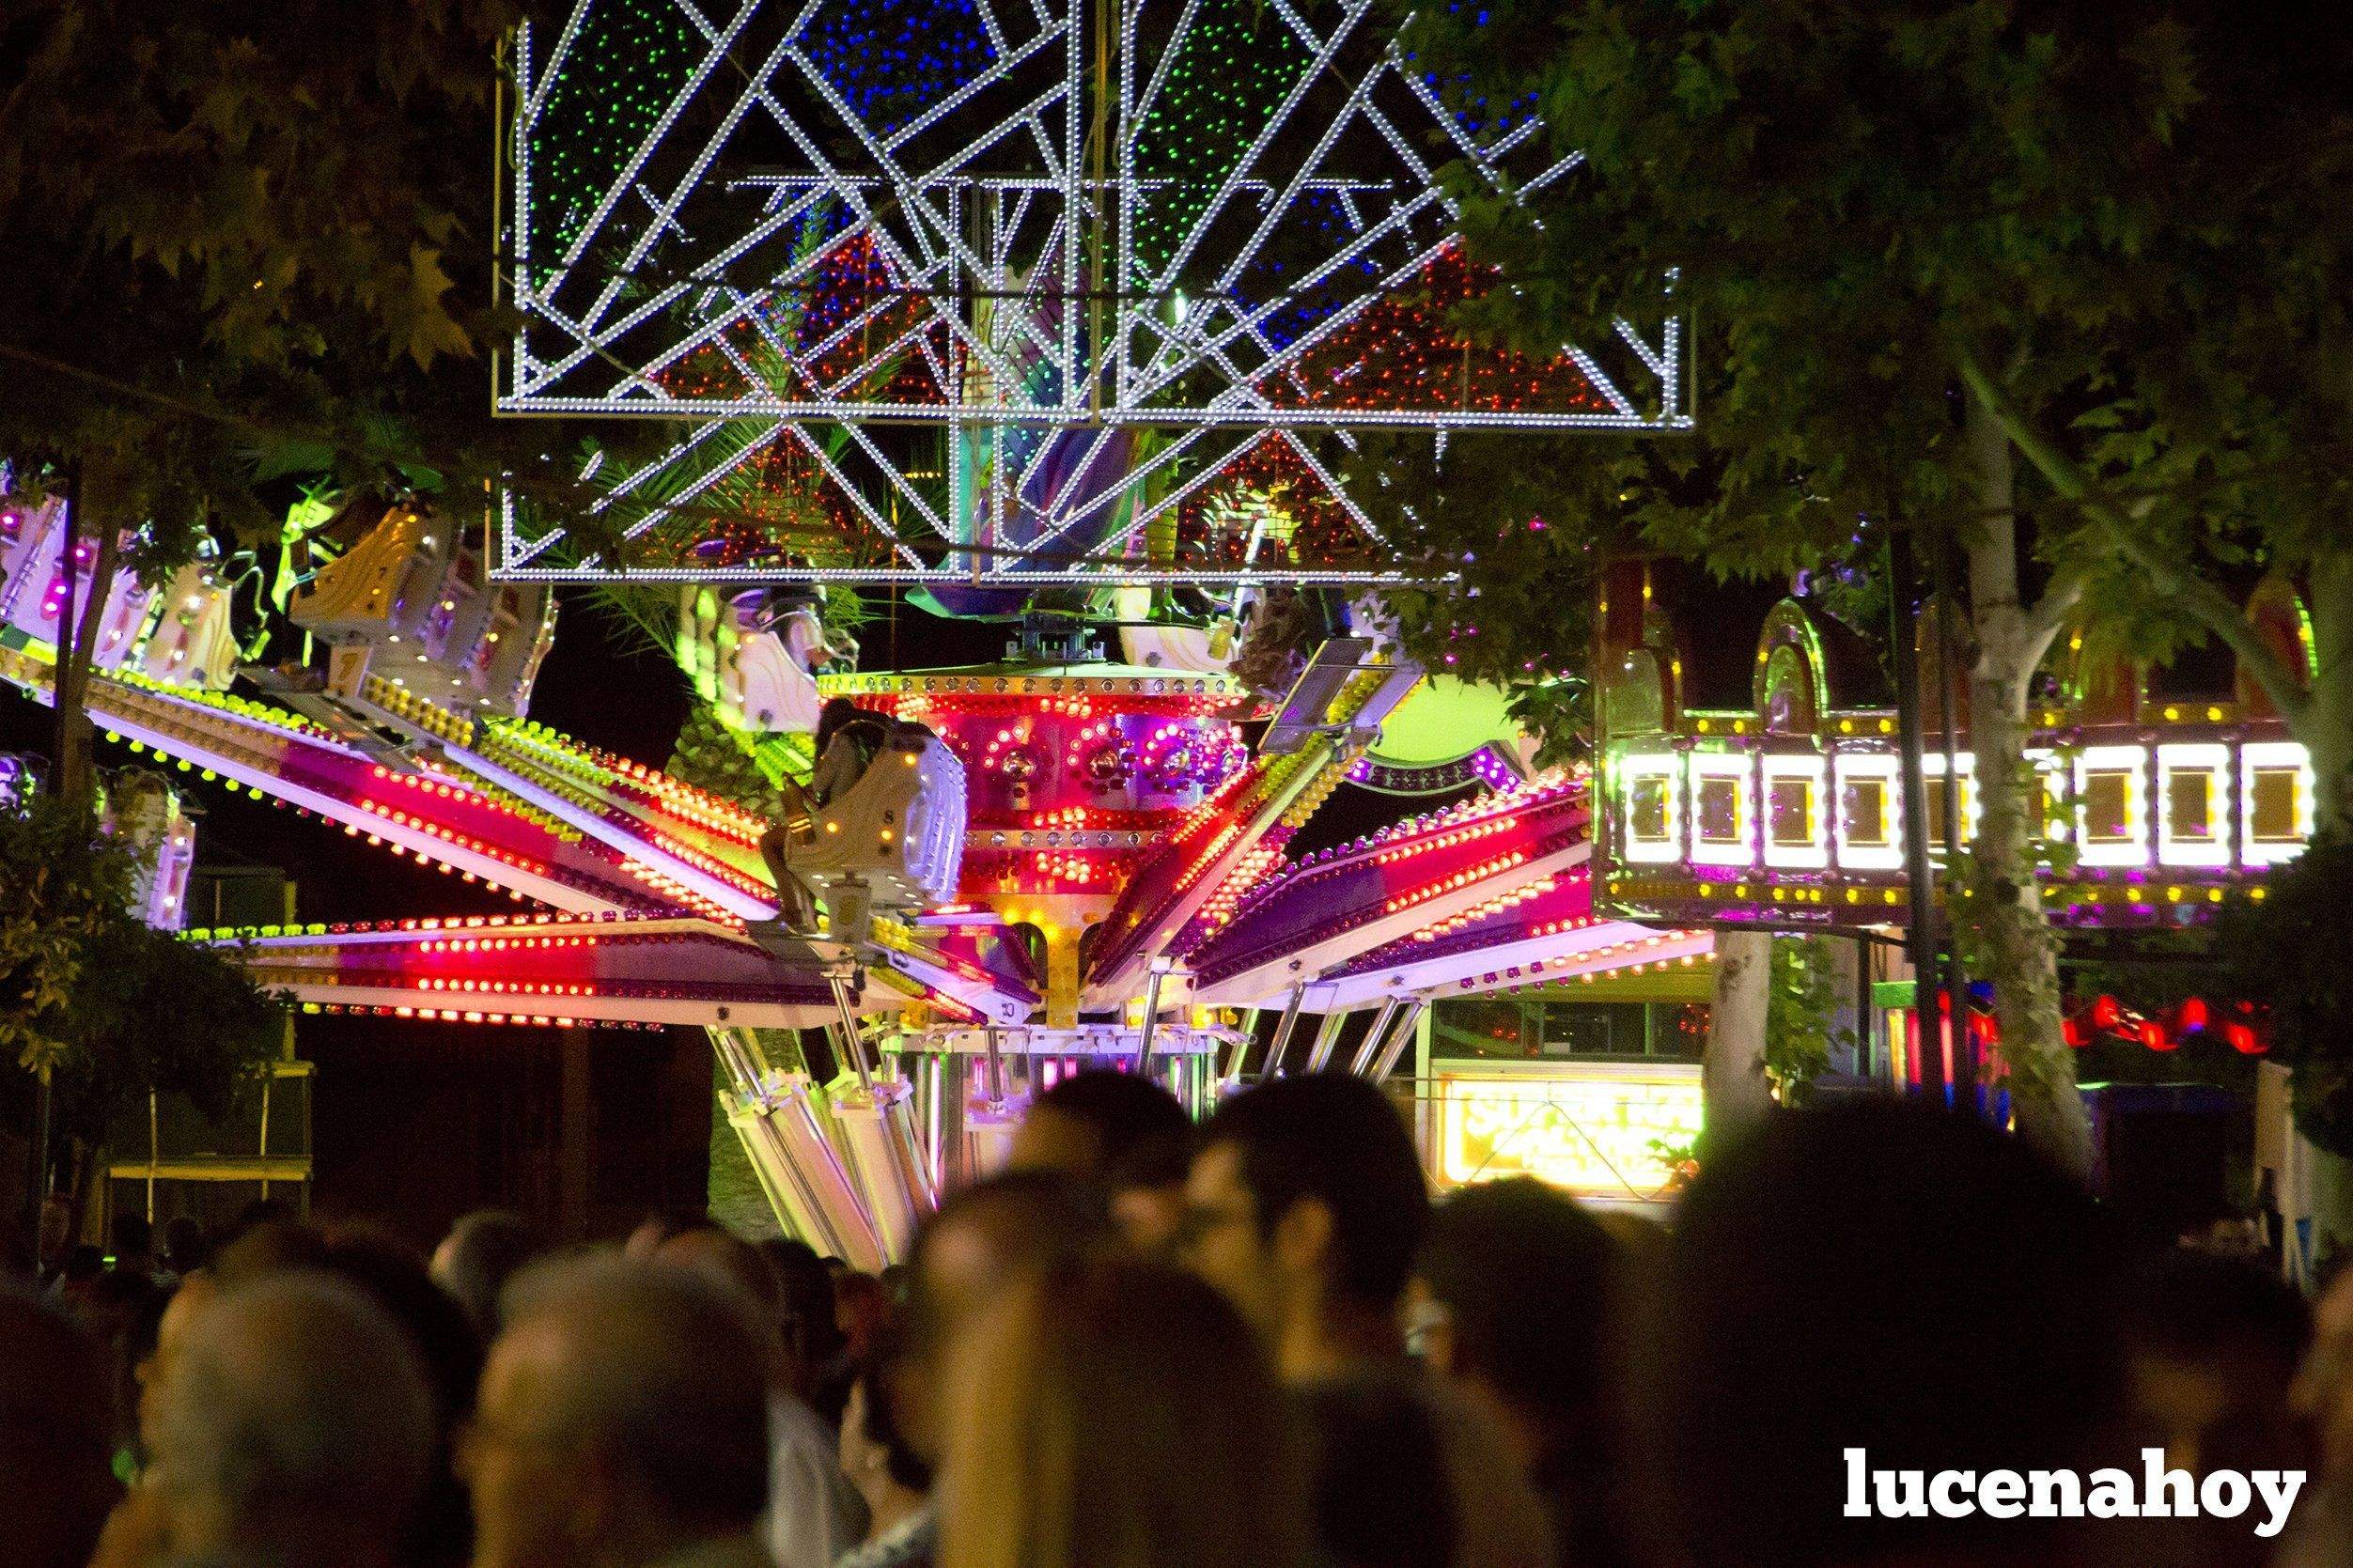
left=1768, top=775, right=1815, bottom=849
left=2081, top=768, right=2135, bottom=846
left=2164, top=769, right=2216, bottom=844
left=1696, top=776, right=1744, bottom=846
left=1842, top=776, right=1891, bottom=847
left=1629, top=775, right=1673, bottom=844
left=2249, top=766, right=2302, bottom=845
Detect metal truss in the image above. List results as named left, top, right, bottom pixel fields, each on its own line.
left=498, top=0, right=1689, bottom=582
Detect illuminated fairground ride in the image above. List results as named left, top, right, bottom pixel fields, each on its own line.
left=5, top=0, right=2325, bottom=1250
left=0, top=487, right=1710, bottom=1258
left=0, top=507, right=2328, bottom=1249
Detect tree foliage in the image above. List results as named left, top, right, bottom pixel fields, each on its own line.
left=1341, top=428, right=1617, bottom=762
left=1370, top=0, right=2353, bottom=1174
left=1378, top=0, right=2353, bottom=808
left=1381, top=0, right=2189, bottom=582
left=0, top=0, right=539, bottom=547
left=1762, top=935, right=1841, bottom=1107
left=0, top=786, right=283, bottom=1153
left=2215, top=834, right=2353, bottom=1155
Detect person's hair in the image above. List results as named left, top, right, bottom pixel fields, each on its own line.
left=150, top=1271, right=435, bottom=1560
left=220, top=1198, right=295, bottom=1249
left=1422, top=1178, right=1629, bottom=1568
left=319, top=1232, right=484, bottom=1426
left=111, top=1211, right=153, bottom=1259
left=160, top=1214, right=210, bottom=1276
left=760, top=1235, right=849, bottom=1418
left=1200, top=1073, right=1429, bottom=1308
left=1031, top=1068, right=1195, bottom=1190
left=653, top=1223, right=784, bottom=1321
left=763, top=1235, right=821, bottom=1270
left=1657, top=1099, right=2125, bottom=1568
left=499, top=1255, right=774, bottom=1535
left=627, top=1207, right=711, bottom=1255
left=211, top=1215, right=331, bottom=1280
left=2122, top=1247, right=2311, bottom=1374
left=0, top=1283, right=118, bottom=1568
left=835, top=1269, right=892, bottom=1353
left=909, top=1170, right=1114, bottom=1356
left=210, top=1220, right=482, bottom=1567
left=435, top=1211, right=545, bottom=1338
left=939, top=1256, right=1308, bottom=1568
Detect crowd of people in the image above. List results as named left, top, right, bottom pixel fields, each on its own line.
left=8, top=1070, right=2353, bottom=1568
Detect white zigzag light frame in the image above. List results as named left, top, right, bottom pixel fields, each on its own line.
left=494, top=0, right=1689, bottom=584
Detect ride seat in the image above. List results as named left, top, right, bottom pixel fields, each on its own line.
left=773, top=720, right=966, bottom=927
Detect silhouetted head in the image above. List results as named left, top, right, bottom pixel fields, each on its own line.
left=112, top=1212, right=154, bottom=1267
left=159, top=1215, right=210, bottom=1277
left=1013, top=1068, right=1196, bottom=1251
left=939, top=1257, right=1308, bottom=1568
left=0, top=1286, right=118, bottom=1568
left=464, top=1256, right=772, bottom=1568
left=624, top=1207, right=710, bottom=1260
left=149, top=1272, right=435, bottom=1568
left=1015, top=1068, right=1192, bottom=1180
left=842, top=1324, right=932, bottom=1516
left=1187, top=1073, right=1428, bottom=1360
left=1659, top=1099, right=2124, bottom=1567
left=2123, top=1248, right=2310, bottom=1478
left=908, top=1171, right=1115, bottom=1462
left=761, top=1234, right=848, bottom=1417
left=431, top=1211, right=546, bottom=1340
left=911, top=1170, right=1112, bottom=1350
left=1422, top=1177, right=1628, bottom=1563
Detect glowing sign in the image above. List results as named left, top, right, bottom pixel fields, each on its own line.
left=2240, top=742, right=2314, bottom=867
left=1430, top=1063, right=1702, bottom=1202
left=2073, top=744, right=2150, bottom=868
left=1687, top=752, right=1756, bottom=868
left=1761, top=753, right=1828, bottom=870
left=2156, top=742, right=2231, bottom=869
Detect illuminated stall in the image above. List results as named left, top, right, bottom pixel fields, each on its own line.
left=1597, top=564, right=2319, bottom=936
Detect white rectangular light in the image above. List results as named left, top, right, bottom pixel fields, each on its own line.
left=1832, top=752, right=1906, bottom=871
left=2240, top=740, right=2314, bottom=868
left=1761, top=753, right=1830, bottom=870
left=1616, top=753, right=1685, bottom=864
left=2156, top=742, right=2233, bottom=869
left=1923, top=753, right=1979, bottom=859
left=1688, top=751, right=1758, bottom=868
left=2075, top=744, right=2152, bottom=868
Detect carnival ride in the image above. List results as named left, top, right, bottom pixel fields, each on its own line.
left=0, top=483, right=1706, bottom=1256
left=2, top=0, right=2323, bottom=1246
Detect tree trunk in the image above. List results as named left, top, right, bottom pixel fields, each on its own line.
left=1961, top=399, right=2094, bottom=1181
left=1705, top=929, right=1773, bottom=1147
left=2310, top=1147, right=2353, bottom=1275
left=2286, top=548, right=2353, bottom=1251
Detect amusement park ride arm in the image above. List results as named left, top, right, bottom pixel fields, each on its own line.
left=0, top=501, right=1038, bottom=1031
left=1078, top=647, right=1415, bottom=1008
